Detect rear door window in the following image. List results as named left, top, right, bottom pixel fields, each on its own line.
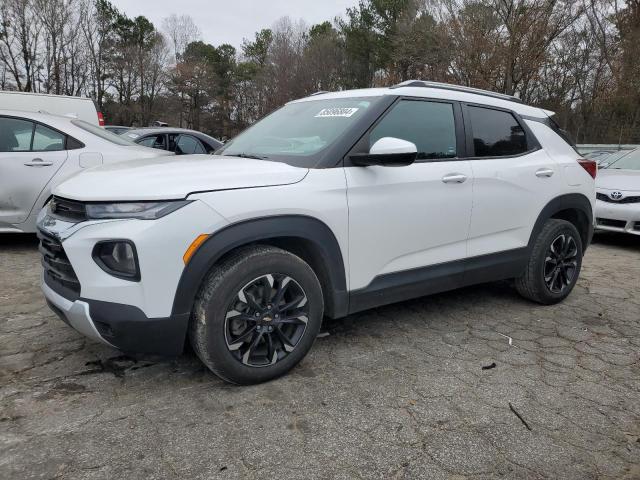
left=176, top=135, right=206, bottom=154
left=467, top=106, right=527, bottom=157
left=0, top=117, right=33, bottom=152
left=32, top=124, right=65, bottom=151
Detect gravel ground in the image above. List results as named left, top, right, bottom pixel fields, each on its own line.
left=0, top=233, right=639, bottom=480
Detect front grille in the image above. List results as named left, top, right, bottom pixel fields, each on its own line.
left=596, top=192, right=640, bottom=204
left=37, top=229, right=81, bottom=298
left=596, top=218, right=627, bottom=229
left=51, top=196, right=87, bottom=222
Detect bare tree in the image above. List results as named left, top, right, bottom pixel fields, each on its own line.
left=0, top=0, right=41, bottom=91
left=32, top=0, right=76, bottom=93
left=162, top=13, right=200, bottom=64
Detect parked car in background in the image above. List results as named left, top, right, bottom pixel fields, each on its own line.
left=595, top=148, right=640, bottom=235
left=0, top=91, right=103, bottom=126
left=124, top=128, right=223, bottom=154
left=585, top=150, right=618, bottom=164
left=595, top=149, right=632, bottom=168
left=38, top=80, right=595, bottom=384
left=0, top=110, right=173, bottom=233
left=104, top=126, right=132, bottom=135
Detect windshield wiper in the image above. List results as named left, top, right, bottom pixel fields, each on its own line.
left=233, top=153, right=269, bottom=160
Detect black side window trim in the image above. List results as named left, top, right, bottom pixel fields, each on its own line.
left=344, top=96, right=468, bottom=165
left=0, top=114, right=85, bottom=152
left=460, top=103, right=540, bottom=160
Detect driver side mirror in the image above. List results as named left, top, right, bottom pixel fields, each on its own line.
left=350, top=137, right=418, bottom=167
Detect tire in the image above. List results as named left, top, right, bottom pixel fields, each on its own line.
left=189, top=245, right=324, bottom=385
left=515, top=219, right=583, bottom=304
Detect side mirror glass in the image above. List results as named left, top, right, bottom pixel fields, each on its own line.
left=350, top=137, right=418, bottom=167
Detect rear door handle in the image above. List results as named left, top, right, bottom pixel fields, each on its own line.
left=535, top=168, right=554, bottom=178
left=442, top=173, right=467, bottom=184
left=24, top=158, right=54, bottom=167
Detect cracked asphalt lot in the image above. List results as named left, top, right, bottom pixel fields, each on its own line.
left=1, top=233, right=639, bottom=479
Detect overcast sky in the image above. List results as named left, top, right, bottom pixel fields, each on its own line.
left=110, top=0, right=359, bottom=50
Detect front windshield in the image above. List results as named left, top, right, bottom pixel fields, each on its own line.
left=216, top=97, right=382, bottom=163
left=606, top=149, right=640, bottom=170
left=71, top=120, right=138, bottom=146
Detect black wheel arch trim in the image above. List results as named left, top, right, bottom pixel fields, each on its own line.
left=171, top=215, right=349, bottom=320
left=527, top=193, right=593, bottom=253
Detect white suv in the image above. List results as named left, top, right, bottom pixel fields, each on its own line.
left=38, top=81, right=596, bottom=384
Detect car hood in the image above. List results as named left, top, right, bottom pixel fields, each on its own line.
left=54, top=155, right=309, bottom=201
left=596, top=169, right=640, bottom=192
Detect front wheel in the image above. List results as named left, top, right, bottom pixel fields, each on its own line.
left=189, top=245, right=324, bottom=384
left=515, top=219, right=583, bottom=304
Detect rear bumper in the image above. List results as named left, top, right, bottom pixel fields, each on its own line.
left=43, top=274, right=189, bottom=355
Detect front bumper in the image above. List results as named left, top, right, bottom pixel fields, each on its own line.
left=37, top=199, right=228, bottom=354
left=43, top=273, right=114, bottom=348
left=595, top=198, right=640, bottom=235
left=43, top=272, right=191, bottom=355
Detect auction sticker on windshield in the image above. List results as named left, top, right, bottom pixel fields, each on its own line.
left=315, top=107, right=359, bottom=118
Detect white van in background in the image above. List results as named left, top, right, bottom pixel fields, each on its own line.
left=0, top=91, right=103, bottom=126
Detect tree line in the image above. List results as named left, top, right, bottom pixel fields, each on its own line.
left=1, top=0, right=638, bottom=144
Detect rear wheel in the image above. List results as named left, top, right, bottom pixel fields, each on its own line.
left=189, top=245, right=323, bottom=384
left=515, top=219, right=583, bottom=304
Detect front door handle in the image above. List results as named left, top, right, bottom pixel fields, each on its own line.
left=24, top=158, right=54, bottom=167
left=442, top=173, right=467, bottom=184
left=535, top=168, right=554, bottom=178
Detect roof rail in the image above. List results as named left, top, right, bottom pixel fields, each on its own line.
left=390, top=80, right=523, bottom=104
left=309, top=90, right=329, bottom=96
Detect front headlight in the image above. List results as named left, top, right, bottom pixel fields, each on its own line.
left=85, top=201, right=191, bottom=220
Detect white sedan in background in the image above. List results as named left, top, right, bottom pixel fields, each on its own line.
left=0, top=110, right=173, bottom=233
left=595, top=148, right=640, bottom=235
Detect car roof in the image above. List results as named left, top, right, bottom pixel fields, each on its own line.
left=0, top=108, right=80, bottom=123
left=125, top=127, right=222, bottom=143
left=126, top=127, right=206, bottom=135
left=293, top=81, right=552, bottom=119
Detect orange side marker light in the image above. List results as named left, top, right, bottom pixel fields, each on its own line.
left=183, top=234, right=209, bottom=264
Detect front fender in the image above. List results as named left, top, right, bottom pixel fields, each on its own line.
left=171, top=215, right=349, bottom=319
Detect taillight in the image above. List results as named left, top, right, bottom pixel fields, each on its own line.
left=97, top=112, right=105, bottom=127
left=577, top=158, right=597, bottom=179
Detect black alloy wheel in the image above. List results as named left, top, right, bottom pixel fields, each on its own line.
left=543, top=234, right=579, bottom=294
left=224, top=274, right=310, bottom=367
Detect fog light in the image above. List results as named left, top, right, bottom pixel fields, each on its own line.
left=92, top=240, right=140, bottom=281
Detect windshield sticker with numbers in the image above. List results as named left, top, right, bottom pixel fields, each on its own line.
left=315, top=107, right=359, bottom=118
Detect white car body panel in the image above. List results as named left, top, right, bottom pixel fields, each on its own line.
left=345, top=161, right=473, bottom=290
left=54, top=156, right=309, bottom=201
left=467, top=149, right=563, bottom=257
left=0, top=110, right=173, bottom=233
left=191, top=167, right=351, bottom=287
